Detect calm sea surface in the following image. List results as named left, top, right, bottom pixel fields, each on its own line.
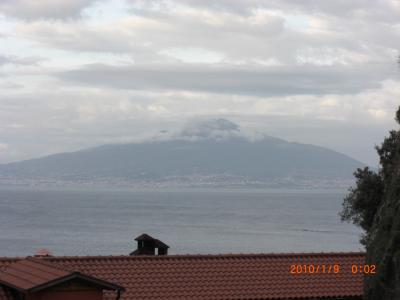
left=0, top=188, right=363, bottom=256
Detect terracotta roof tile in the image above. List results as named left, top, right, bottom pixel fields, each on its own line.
left=0, top=257, right=123, bottom=295
left=0, top=257, right=70, bottom=291
left=0, top=252, right=366, bottom=300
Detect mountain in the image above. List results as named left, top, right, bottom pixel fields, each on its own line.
left=0, top=120, right=365, bottom=188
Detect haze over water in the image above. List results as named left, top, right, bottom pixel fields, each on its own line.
left=0, top=188, right=363, bottom=256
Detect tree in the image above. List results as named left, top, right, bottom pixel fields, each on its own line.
left=340, top=167, right=383, bottom=245
left=340, top=106, right=400, bottom=299
left=340, top=106, right=400, bottom=241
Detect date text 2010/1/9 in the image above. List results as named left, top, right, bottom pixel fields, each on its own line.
left=289, top=264, right=376, bottom=274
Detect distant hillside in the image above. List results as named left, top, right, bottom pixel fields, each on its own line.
left=0, top=121, right=365, bottom=188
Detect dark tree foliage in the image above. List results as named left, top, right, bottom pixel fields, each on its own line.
left=341, top=106, right=400, bottom=299
left=340, top=106, right=400, bottom=245
left=376, top=130, right=400, bottom=182
left=340, top=167, right=384, bottom=245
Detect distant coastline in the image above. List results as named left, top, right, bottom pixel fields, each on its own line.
left=0, top=175, right=355, bottom=191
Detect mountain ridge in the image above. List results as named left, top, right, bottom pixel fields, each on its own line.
left=0, top=134, right=365, bottom=189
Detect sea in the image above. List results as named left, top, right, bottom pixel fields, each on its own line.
left=0, top=188, right=363, bottom=257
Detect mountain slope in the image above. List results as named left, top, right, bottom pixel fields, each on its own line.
left=0, top=136, right=365, bottom=188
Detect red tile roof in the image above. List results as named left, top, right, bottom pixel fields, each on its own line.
left=0, top=257, right=124, bottom=297
left=0, top=259, right=19, bottom=272
left=0, top=257, right=70, bottom=292
left=0, top=252, right=365, bottom=300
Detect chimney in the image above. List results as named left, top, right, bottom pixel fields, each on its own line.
left=34, top=248, right=53, bottom=257
left=130, top=234, right=169, bottom=256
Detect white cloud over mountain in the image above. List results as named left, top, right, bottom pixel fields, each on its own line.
left=0, top=0, right=399, bottom=166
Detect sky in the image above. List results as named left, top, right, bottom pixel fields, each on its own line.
left=0, top=0, right=399, bottom=166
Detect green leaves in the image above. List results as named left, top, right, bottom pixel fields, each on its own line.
left=341, top=105, right=400, bottom=246
left=340, top=167, right=384, bottom=245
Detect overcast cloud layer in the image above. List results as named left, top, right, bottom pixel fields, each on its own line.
left=0, top=0, right=399, bottom=166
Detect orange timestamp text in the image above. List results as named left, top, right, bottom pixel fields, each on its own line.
left=290, top=264, right=377, bottom=275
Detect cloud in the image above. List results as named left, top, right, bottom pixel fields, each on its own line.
left=0, top=0, right=98, bottom=20
left=12, top=1, right=398, bottom=71
left=132, top=0, right=400, bottom=24
left=57, top=62, right=395, bottom=97
left=13, top=9, right=285, bottom=57
left=0, top=144, right=9, bottom=152
left=179, top=118, right=241, bottom=140
left=1, top=74, right=398, bottom=165
left=0, top=81, right=24, bottom=89
left=14, top=20, right=140, bottom=53
left=0, top=0, right=399, bottom=167
left=0, top=54, right=45, bottom=66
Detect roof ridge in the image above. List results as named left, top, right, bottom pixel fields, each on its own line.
left=0, top=259, right=65, bottom=292
left=0, top=257, right=124, bottom=294
left=0, top=257, right=71, bottom=286
left=0, top=258, right=22, bottom=261
left=0, top=252, right=367, bottom=263
left=24, top=257, right=71, bottom=275
left=0, top=268, right=39, bottom=286
left=39, top=251, right=366, bottom=261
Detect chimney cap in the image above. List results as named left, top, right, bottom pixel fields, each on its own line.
left=134, top=233, right=169, bottom=248
left=34, top=248, right=53, bottom=257
left=135, top=233, right=156, bottom=241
